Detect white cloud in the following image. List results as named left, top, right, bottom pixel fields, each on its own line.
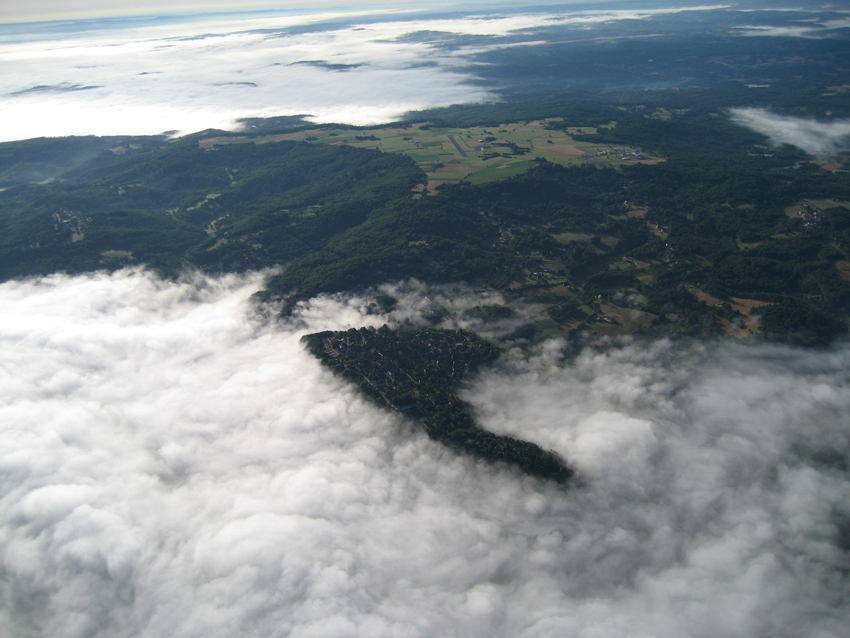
left=0, top=4, right=730, bottom=141
left=0, top=11, right=502, bottom=139
left=730, top=107, right=850, bottom=155
left=734, top=14, right=850, bottom=38
left=1, top=269, right=849, bottom=637
left=734, top=24, right=827, bottom=37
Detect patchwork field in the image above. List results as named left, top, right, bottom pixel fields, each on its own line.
left=200, top=119, right=657, bottom=192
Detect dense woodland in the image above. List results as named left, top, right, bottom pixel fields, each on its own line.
left=302, top=326, right=570, bottom=480
left=0, top=136, right=422, bottom=279
left=2, top=83, right=850, bottom=345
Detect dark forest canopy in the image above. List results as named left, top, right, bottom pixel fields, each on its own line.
left=0, top=135, right=424, bottom=280
left=1, top=83, right=849, bottom=346
left=301, top=326, right=571, bottom=481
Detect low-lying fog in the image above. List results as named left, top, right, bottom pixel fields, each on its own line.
left=0, top=4, right=736, bottom=142
left=730, top=108, right=850, bottom=156
left=1, top=269, right=848, bottom=637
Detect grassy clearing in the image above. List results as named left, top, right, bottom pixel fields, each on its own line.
left=201, top=119, right=657, bottom=190
left=784, top=204, right=803, bottom=218
left=553, top=232, right=594, bottom=244
left=729, top=297, right=772, bottom=316
left=688, top=286, right=722, bottom=306
left=806, top=199, right=850, bottom=211
left=590, top=303, right=656, bottom=337
left=467, top=160, right=538, bottom=184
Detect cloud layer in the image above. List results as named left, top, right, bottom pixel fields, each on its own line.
left=0, top=4, right=729, bottom=141
left=1, top=269, right=849, bottom=637
left=733, top=15, right=850, bottom=39
left=0, top=9, right=497, bottom=140
left=730, top=107, right=850, bottom=155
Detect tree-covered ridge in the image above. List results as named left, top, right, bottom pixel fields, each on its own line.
left=301, top=327, right=571, bottom=481
left=0, top=135, right=167, bottom=187
left=3, top=82, right=850, bottom=345
left=265, top=155, right=849, bottom=345
left=0, top=136, right=424, bottom=280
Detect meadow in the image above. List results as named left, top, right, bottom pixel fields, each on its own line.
left=201, top=119, right=657, bottom=192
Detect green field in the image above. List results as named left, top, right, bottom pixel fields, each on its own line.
left=201, top=119, right=658, bottom=192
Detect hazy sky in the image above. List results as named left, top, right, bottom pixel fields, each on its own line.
left=0, top=1, right=378, bottom=23
left=1, top=0, right=670, bottom=25
left=3, top=0, right=500, bottom=24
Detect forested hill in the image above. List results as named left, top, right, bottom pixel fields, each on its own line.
left=2, top=97, right=850, bottom=345
left=302, top=326, right=571, bottom=481
left=0, top=134, right=424, bottom=280
left=265, top=156, right=850, bottom=346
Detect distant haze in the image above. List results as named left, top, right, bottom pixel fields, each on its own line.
left=0, top=1, right=429, bottom=24
left=0, top=1, right=640, bottom=25
left=0, top=3, right=731, bottom=141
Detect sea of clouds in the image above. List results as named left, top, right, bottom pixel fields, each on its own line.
left=1, top=268, right=849, bottom=637
left=0, top=4, right=729, bottom=142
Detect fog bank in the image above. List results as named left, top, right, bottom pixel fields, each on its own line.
left=0, top=4, right=728, bottom=141
left=730, top=107, right=850, bottom=155
left=1, top=269, right=848, bottom=637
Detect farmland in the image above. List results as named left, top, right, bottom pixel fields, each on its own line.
left=200, top=119, right=657, bottom=193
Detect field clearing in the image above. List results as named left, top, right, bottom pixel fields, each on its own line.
left=201, top=119, right=658, bottom=190
left=592, top=303, right=655, bottom=336
left=718, top=316, right=750, bottom=338
left=467, top=160, right=538, bottom=184
left=542, top=259, right=564, bottom=271
left=546, top=144, right=585, bottom=155
left=687, top=288, right=769, bottom=336
left=737, top=240, right=763, bottom=249
left=648, top=223, right=668, bottom=239
left=625, top=257, right=651, bottom=269
left=729, top=297, right=772, bottom=316
left=784, top=204, right=803, bottom=218
left=541, top=284, right=574, bottom=297
left=553, top=232, right=594, bottom=244
left=563, top=127, right=601, bottom=135
left=806, top=199, right=850, bottom=211
left=728, top=297, right=770, bottom=334
left=688, top=287, right=722, bottom=306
